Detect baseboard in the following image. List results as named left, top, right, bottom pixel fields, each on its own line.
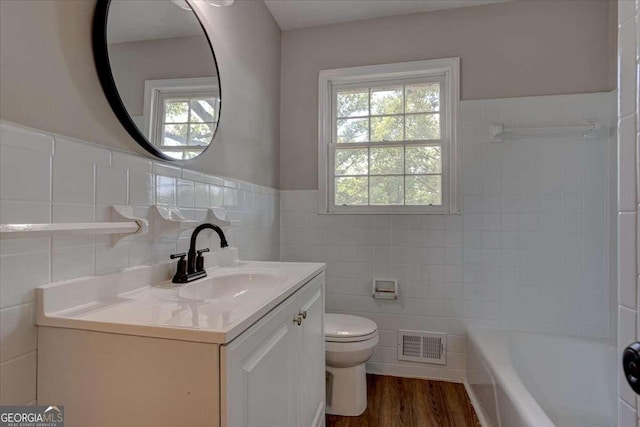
left=365, top=362, right=464, bottom=384
left=463, top=380, right=492, bottom=427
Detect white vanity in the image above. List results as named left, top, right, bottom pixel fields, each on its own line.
left=36, top=249, right=326, bottom=427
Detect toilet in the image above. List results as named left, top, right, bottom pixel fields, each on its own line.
left=325, top=313, right=378, bottom=416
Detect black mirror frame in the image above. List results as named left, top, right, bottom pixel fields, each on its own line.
left=92, top=0, right=222, bottom=162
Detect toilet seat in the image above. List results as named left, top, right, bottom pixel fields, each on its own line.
left=325, top=314, right=377, bottom=342
left=325, top=333, right=379, bottom=355
left=326, top=330, right=378, bottom=343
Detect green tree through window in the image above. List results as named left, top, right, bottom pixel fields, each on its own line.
left=333, top=82, right=443, bottom=207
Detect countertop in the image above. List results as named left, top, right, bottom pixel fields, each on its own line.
left=36, top=255, right=325, bottom=345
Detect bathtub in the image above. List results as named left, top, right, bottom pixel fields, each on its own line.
left=466, top=327, right=617, bottom=427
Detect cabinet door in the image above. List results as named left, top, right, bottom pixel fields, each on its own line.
left=297, top=275, right=325, bottom=427
left=222, top=298, right=299, bottom=427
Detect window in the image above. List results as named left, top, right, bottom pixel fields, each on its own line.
left=318, top=59, right=459, bottom=214
left=143, top=77, right=220, bottom=160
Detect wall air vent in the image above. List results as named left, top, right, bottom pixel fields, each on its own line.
left=397, top=330, right=446, bottom=364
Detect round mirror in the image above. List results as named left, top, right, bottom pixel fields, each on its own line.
left=93, top=0, right=221, bottom=161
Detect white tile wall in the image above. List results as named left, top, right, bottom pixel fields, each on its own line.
left=617, top=0, right=640, bottom=425
left=0, top=81, right=619, bottom=409
left=0, top=121, right=280, bottom=405
left=281, top=92, right=614, bottom=381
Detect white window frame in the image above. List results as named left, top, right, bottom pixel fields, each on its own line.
left=318, top=58, right=460, bottom=214
left=143, top=77, right=219, bottom=157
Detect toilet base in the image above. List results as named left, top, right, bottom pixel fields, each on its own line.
left=325, top=363, right=367, bottom=416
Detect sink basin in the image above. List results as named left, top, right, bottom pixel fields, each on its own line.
left=178, top=272, right=284, bottom=301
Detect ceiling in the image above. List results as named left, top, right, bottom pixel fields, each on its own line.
left=264, top=0, right=510, bottom=31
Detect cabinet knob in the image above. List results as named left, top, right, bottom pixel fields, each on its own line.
left=293, top=315, right=303, bottom=326
left=300, top=310, right=307, bottom=319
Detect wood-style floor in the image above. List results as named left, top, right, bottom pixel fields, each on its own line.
left=326, top=374, right=482, bottom=427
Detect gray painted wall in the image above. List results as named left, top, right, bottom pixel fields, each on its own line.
left=0, top=0, right=281, bottom=188
left=279, top=0, right=617, bottom=190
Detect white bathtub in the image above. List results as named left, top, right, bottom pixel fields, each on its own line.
left=466, top=328, right=617, bottom=427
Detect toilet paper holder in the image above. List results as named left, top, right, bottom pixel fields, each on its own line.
left=372, top=279, right=398, bottom=300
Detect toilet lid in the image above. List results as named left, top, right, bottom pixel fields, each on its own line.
left=325, top=314, right=377, bottom=340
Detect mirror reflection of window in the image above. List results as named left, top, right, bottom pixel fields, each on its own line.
left=104, top=0, right=220, bottom=160
left=161, top=97, right=217, bottom=160
left=154, top=85, right=220, bottom=160
left=142, top=77, right=219, bottom=159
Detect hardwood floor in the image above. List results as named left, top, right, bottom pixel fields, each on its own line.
left=326, top=374, right=482, bottom=427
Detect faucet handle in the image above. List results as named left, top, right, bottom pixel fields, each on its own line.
left=170, top=253, right=188, bottom=284
left=196, top=248, right=210, bottom=272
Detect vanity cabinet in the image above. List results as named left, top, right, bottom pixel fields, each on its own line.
left=297, top=282, right=325, bottom=427
left=222, top=272, right=325, bottom=427
left=37, top=269, right=325, bottom=427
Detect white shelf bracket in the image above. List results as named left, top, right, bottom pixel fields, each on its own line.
left=152, top=205, right=199, bottom=242
left=111, top=205, right=149, bottom=246
left=206, top=207, right=240, bottom=228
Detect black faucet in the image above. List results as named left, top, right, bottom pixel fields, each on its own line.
left=170, top=223, right=228, bottom=284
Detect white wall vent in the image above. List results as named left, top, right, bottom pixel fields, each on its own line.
left=397, top=330, right=446, bottom=364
